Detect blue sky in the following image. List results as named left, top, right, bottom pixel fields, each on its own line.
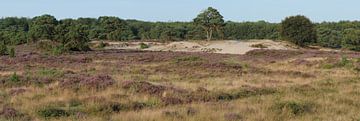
left=0, top=0, right=358, bottom=22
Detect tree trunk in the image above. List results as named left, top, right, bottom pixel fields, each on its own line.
left=209, top=29, right=213, bottom=41
left=206, top=30, right=210, bottom=41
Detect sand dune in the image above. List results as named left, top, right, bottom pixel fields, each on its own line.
left=101, top=40, right=294, bottom=54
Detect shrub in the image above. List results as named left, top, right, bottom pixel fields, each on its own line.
left=316, top=28, right=343, bottom=48
left=251, top=43, right=268, bottom=48
left=280, top=15, right=317, bottom=47
left=97, top=41, right=107, bottom=48
left=337, top=56, right=351, bottom=67
left=68, top=98, right=82, bottom=107
left=322, top=56, right=353, bottom=69
left=0, top=43, right=7, bottom=55
left=36, top=40, right=66, bottom=55
left=37, top=68, right=63, bottom=78
left=8, top=47, right=15, bottom=58
left=98, top=102, right=128, bottom=113
left=51, top=44, right=66, bottom=55
left=273, top=101, right=314, bottom=116
left=342, top=29, right=360, bottom=51
left=9, top=73, right=21, bottom=83
left=174, top=56, right=202, bottom=63
left=37, top=107, right=69, bottom=118
left=139, top=43, right=149, bottom=49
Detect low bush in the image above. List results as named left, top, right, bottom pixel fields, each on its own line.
left=139, top=43, right=149, bottom=49
left=68, top=98, right=82, bottom=107
left=273, top=101, right=315, bottom=116
left=98, top=102, right=128, bottom=113
left=322, top=56, right=354, bottom=69
left=37, top=68, right=63, bottom=78
left=251, top=43, right=268, bottom=48
left=174, top=56, right=202, bottom=63
left=0, top=43, right=7, bottom=55
left=97, top=41, right=107, bottom=48
left=9, top=73, right=20, bottom=83
left=8, top=47, right=15, bottom=58
left=37, top=107, right=70, bottom=118
left=36, top=41, right=67, bottom=55
left=4, top=73, right=26, bottom=87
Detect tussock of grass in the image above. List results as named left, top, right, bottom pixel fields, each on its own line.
left=273, top=101, right=315, bottom=116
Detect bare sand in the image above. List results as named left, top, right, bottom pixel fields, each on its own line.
left=99, top=40, right=294, bottom=55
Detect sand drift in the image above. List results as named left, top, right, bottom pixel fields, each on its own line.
left=98, top=40, right=293, bottom=55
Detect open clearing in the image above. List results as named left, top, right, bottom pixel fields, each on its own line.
left=99, top=40, right=295, bottom=54
left=0, top=42, right=360, bottom=121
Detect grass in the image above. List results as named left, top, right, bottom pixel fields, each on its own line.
left=0, top=48, right=359, bottom=121
left=139, top=43, right=149, bottom=49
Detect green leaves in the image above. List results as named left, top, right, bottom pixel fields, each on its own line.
left=29, top=14, right=58, bottom=41
left=194, top=7, right=225, bottom=40
left=280, top=15, right=317, bottom=47
left=342, top=29, right=360, bottom=51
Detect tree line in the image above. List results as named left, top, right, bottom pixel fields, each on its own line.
left=0, top=7, right=359, bottom=54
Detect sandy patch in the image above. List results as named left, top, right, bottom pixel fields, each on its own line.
left=95, top=40, right=294, bottom=55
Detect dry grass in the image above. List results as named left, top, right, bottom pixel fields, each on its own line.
left=0, top=48, right=359, bottom=121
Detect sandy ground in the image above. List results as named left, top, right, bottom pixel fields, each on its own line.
left=96, top=40, right=294, bottom=54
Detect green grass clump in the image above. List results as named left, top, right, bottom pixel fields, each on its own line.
left=37, top=107, right=70, bottom=118
left=139, top=43, right=149, bottom=49
left=9, top=47, right=15, bottom=57
left=9, top=73, right=20, bottom=83
left=0, top=43, right=7, bottom=55
left=322, top=56, right=354, bottom=69
left=37, top=68, right=63, bottom=78
left=251, top=43, right=268, bottom=48
left=174, top=56, right=202, bottom=63
left=273, top=101, right=315, bottom=116
left=5, top=72, right=25, bottom=86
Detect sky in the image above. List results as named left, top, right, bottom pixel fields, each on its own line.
left=0, top=0, right=359, bottom=23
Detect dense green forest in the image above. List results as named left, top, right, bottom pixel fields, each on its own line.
left=0, top=14, right=360, bottom=52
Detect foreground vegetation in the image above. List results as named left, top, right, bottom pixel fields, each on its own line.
left=0, top=46, right=359, bottom=120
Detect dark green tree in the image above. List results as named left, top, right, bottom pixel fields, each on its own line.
left=55, top=19, right=76, bottom=43
left=280, top=15, right=317, bottom=46
left=317, top=27, right=343, bottom=48
left=342, top=29, right=360, bottom=51
left=28, top=14, right=58, bottom=41
left=98, top=16, right=134, bottom=40
left=194, top=7, right=225, bottom=41
left=63, top=25, right=91, bottom=51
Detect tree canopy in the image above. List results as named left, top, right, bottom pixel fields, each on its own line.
left=0, top=9, right=359, bottom=53
left=194, top=7, right=225, bottom=41
left=280, top=15, right=317, bottom=46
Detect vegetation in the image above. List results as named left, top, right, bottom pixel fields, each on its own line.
left=0, top=11, right=359, bottom=51
left=0, top=42, right=7, bottom=55
left=342, top=29, right=360, bottom=51
left=1, top=6, right=360, bottom=121
left=193, top=7, right=225, bottom=41
left=280, top=15, right=317, bottom=46
left=139, top=43, right=149, bottom=49
left=1, top=48, right=359, bottom=120
left=8, top=47, right=15, bottom=58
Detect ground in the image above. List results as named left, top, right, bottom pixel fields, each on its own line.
left=95, top=40, right=296, bottom=54
left=0, top=41, right=360, bottom=121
